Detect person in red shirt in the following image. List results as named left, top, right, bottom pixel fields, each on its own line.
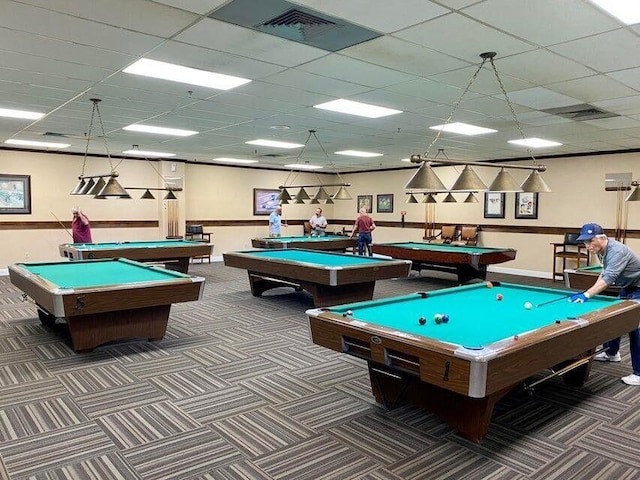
left=71, top=207, right=93, bottom=243
left=351, top=207, right=376, bottom=256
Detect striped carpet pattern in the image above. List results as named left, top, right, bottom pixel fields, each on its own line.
left=0, top=263, right=639, bottom=479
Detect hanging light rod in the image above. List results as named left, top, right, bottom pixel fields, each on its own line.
left=278, top=183, right=350, bottom=189
left=124, top=186, right=183, bottom=191
left=76, top=172, right=119, bottom=180
left=409, top=154, right=546, bottom=172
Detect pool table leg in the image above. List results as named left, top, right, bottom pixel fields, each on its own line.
left=368, top=363, right=511, bottom=442
left=456, top=265, right=487, bottom=284
left=37, top=307, right=56, bottom=327
left=162, top=258, right=190, bottom=274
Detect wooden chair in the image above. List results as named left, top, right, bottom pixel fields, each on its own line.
left=303, top=221, right=312, bottom=235
left=185, top=224, right=212, bottom=263
left=428, top=225, right=459, bottom=244
left=552, top=232, right=589, bottom=281
left=454, top=225, right=479, bottom=246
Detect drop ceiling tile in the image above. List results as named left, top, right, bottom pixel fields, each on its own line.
left=608, top=67, right=640, bottom=91
left=546, top=74, right=638, bottom=103
left=152, top=0, right=227, bottom=15
left=583, top=116, right=640, bottom=129
left=491, top=50, right=595, bottom=85
left=503, top=87, right=581, bottom=110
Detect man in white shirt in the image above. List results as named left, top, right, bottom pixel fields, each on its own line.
left=309, top=208, right=328, bottom=236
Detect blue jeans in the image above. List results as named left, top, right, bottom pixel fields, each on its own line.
left=603, top=288, right=640, bottom=375
left=357, top=232, right=372, bottom=256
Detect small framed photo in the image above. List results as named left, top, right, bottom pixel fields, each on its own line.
left=515, top=192, right=539, bottom=219
left=253, top=188, right=280, bottom=215
left=377, top=194, right=394, bottom=213
left=0, top=174, right=31, bottom=214
left=484, top=192, right=505, bottom=219
left=357, top=195, right=373, bottom=213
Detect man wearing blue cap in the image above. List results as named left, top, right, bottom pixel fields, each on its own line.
left=569, top=223, right=640, bottom=386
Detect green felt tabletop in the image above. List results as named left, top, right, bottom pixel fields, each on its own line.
left=20, top=259, right=188, bottom=289
left=262, top=235, right=347, bottom=242
left=577, top=265, right=603, bottom=273
left=378, top=242, right=509, bottom=254
left=328, top=282, right=621, bottom=348
left=65, top=240, right=204, bottom=249
left=246, top=249, right=395, bottom=267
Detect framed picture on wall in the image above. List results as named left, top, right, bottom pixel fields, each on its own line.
left=376, top=194, right=394, bottom=213
left=357, top=195, right=373, bottom=213
left=515, top=192, right=539, bottom=219
left=0, top=174, right=31, bottom=214
left=253, top=188, right=280, bottom=215
left=483, top=192, right=505, bottom=219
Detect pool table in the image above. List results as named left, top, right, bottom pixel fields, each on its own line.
left=564, top=265, right=621, bottom=296
left=306, top=282, right=640, bottom=441
left=59, top=240, right=213, bottom=273
left=372, top=242, right=516, bottom=284
left=9, top=258, right=205, bottom=352
left=223, top=249, right=411, bottom=306
left=251, top=234, right=357, bottom=252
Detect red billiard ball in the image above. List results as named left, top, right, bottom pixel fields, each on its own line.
left=496, top=294, right=503, bottom=301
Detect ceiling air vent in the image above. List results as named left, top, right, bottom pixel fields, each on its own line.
left=209, top=0, right=381, bottom=51
left=541, top=104, right=619, bottom=121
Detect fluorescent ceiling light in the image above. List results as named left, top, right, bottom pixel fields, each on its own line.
left=122, top=149, right=176, bottom=157
left=245, top=139, right=304, bottom=149
left=5, top=139, right=69, bottom=148
left=123, top=58, right=251, bottom=91
left=213, top=157, right=258, bottom=164
left=589, top=0, right=640, bottom=25
left=335, top=150, right=383, bottom=158
left=314, top=99, right=402, bottom=118
left=0, top=108, right=45, bottom=120
left=429, top=122, right=497, bottom=136
left=401, top=158, right=411, bottom=162
left=284, top=163, right=323, bottom=170
left=508, top=138, right=562, bottom=148
left=123, top=124, right=198, bottom=136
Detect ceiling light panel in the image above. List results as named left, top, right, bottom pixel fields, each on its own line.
left=508, top=138, right=562, bottom=148
left=284, top=163, right=323, bottom=170
left=314, top=99, right=402, bottom=118
left=123, top=124, right=198, bottom=136
left=246, top=139, right=305, bottom=148
left=429, top=122, right=497, bottom=136
left=335, top=150, right=383, bottom=157
left=589, top=0, right=640, bottom=25
left=122, top=149, right=176, bottom=157
left=0, top=108, right=45, bottom=120
left=5, top=139, right=70, bottom=148
left=213, top=157, right=259, bottom=164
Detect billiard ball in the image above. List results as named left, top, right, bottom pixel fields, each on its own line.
left=418, top=316, right=426, bottom=325
left=434, top=313, right=443, bottom=324
left=486, top=281, right=493, bottom=288
left=514, top=335, right=519, bottom=341
left=524, top=302, right=532, bottom=310
left=496, top=294, right=503, bottom=301
left=343, top=310, right=353, bottom=317
left=441, top=314, right=449, bottom=323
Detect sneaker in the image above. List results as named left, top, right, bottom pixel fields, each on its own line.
left=594, top=352, right=621, bottom=362
left=621, top=374, right=640, bottom=386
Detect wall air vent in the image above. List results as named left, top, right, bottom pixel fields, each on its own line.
left=209, top=0, right=381, bottom=51
left=541, top=104, right=619, bottom=121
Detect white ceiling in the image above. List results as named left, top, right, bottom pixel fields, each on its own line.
left=1, top=0, right=640, bottom=172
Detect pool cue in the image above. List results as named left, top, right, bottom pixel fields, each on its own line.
left=50, top=211, right=73, bottom=239
left=535, top=296, right=572, bottom=308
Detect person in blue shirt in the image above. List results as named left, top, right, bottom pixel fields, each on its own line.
left=569, top=223, right=640, bottom=386
left=269, top=205, right=284, bottom=237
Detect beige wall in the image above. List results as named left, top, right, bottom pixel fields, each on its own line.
left=1, top=149, right=639, bottom=278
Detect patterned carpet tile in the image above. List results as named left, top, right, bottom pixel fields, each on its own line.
left=292, top=360, right=368, bottom=388
left=253, top=434, right=379, bottom=480
left=206, top=327, right=264, bottom=345
left=207, top=357, right=282, bottom=383
left=124, top=355, right=202, bottom=380
left=57, top=364, right=138, bottom=395
left=259, top=346, right=335, bottom=371
left=0, top=361, right=51, bottom=387
left=232, top=336, right=294, bottom=356
left=277, top=390, right=374, bottom=431
left=74, top=383, right=167, bottom=418
left=183, top=345, right=250, bottom=367
left=41, top=350, right=118, bottom=373
left=575, top=424, right=640, bottom=468
left=0, top=337, right=26, bottom=354
left=157, top=335, right=217, bottom=352
left=147, top=368, right=231, bottom=400
left=96, top=401, right=201, bottom=449
left=175, top=386, right=268, bottom=424
left=211, top=406, right=316, bottom=457
left=105, top=343, right=173, bottom=363
left=541, top=384, right=631, bottom=421
left=0, top=423, right=115, bottom=478
left=30, top=343, right=78, bottom=361
left=192, top=460, right=273, bottom=480
left=0, top=350, right=38, bottom=367
left=122, top=426, right=242, bottom=480
left=0, top=379, right=67, bottom=409
left=241, top=371, right=323, bottom=404
left=27, top=451, right=142, bottom=480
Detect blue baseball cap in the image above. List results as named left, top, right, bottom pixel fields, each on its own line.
left=576, top=223, right=604, bottom=242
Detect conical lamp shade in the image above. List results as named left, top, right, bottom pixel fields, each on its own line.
left=294, top=187, right=310, bottom=200
left=333, top=186, right=352, bottom=200
left=278, top=189, right=292, bottom=201
left=293, top=197, right=306, bottom=204
left=97, top=176, right=130, bottom=198
left=450, top=166, right=488, bottom=191
left=119, top=193, right=133, bottom=199
left=280, top=198, right=290, bottom=204
left=164, top=190, right=177, bottom=200
left=464, top=192, right=479, bottom=203
left=141, top=189, right=155, bottom=199
left=520, top=170, right=552, bottom=193
left=405, top=162, right=447, bottom=191
left=315, top=187, right=331, bottom=200
left=71, top=179, right=86, bottom=195
left=87, top=177, right=106, bottom=196
left=78, top=178, right=95, bottom=195
left=442, top=193, right=457, bottom=203
left=626, top=186, right=640, bottom=202
left=489, top=168, right=522, bottom=192
left=324, top=197, right=334, bottom=204
left=406, top=194, right=418, bottom=204
left=423, top=193, right=437, bottom=203
left=309, top=197, right=320, bottom=204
